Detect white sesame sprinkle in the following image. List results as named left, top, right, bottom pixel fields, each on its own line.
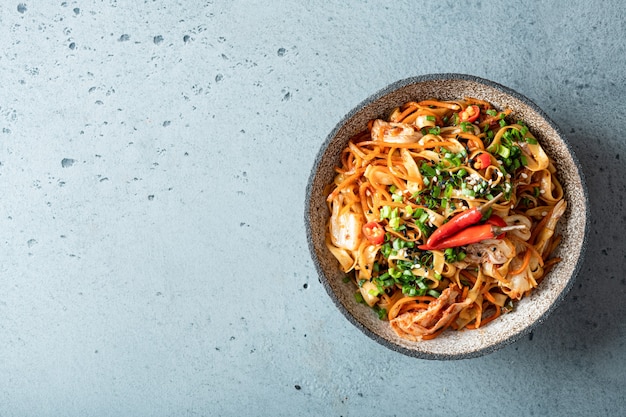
left=521, top=172, right=528, bottom=179
left=540, top=189, right=545, bottom=194
left=541, top=211, right=548, bottom=216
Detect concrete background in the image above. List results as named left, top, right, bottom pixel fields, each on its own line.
left=1, top=1, right=624, bottom=416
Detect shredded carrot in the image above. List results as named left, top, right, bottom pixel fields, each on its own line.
left=460, top=270, right=477, bottom=285
left=358, top=182, right=374, bottom=216
left=422, top=326, right=448, bottom=340
left=515, top=237, right=543, bottom=267
left=326, top=168, right=365, bottom=202
left=541, top=256, right=562, bottom=276
left=465, top=96, right=491, bottom=108
left=395, top=104, right=419, bottom=123
left=456, top=132, right=485, bottom=150
left=355, top=140, right=456, bottom=150
left=417, top=100, right=460, bottom=110
left=482, top=291, right=496, bottom=305
left=509, top=249, right=532, bottom=275
left=478, top=304, right=501, bottom=327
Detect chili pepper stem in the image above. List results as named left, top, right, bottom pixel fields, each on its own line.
left=491, top=224, right=527, bottom=235
left=479, top=192, right=504, bottom=215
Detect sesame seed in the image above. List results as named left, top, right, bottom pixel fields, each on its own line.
left=541, top=211, right=548, bottom=216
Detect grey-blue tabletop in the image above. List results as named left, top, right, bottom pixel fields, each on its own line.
left=1, top=1, right=624, bottom=416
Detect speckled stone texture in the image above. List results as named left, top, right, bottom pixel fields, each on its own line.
left=306, top=74, right=588, bottom=359
left=1, top=1, right=625, bottom=416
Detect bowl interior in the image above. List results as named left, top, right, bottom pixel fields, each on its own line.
left=306, top=74, right=588, bottom=359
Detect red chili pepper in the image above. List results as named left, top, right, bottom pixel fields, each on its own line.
left=418, top=193, right=503, bottom=250
left=473, top=152, right=491, bottom=170
left=426, top=223, right=526, bottom=250
left=485, top=214, right=507, bottom=239
left=362, top=221, right=385, bottom=245
left=459, top=105, right=481, bottom=123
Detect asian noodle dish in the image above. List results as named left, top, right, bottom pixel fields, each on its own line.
left=325, top=97, right=566, bottom=341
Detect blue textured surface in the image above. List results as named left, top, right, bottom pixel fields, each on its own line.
left=0, top=1, right=624, bottom=416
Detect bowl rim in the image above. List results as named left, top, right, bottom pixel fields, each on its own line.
left=304, top=73, right=589, bottom=359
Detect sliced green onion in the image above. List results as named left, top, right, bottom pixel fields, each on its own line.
left=520, top=155, right=528, bottom=166
left=463, top=188, right=475, bottom=197
left=380, top=205, right=391, bottom=220
left=354, top=291, right=365, bottom=304
left=497, top=145, right=511, bottom=158
left=427, top=289, right=441, bottom=298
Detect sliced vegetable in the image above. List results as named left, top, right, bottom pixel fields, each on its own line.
left=362, top=221, right=385, bottom=245
left=459, top=105, right=480, bottom=123
left=473, top=152, right=491, bottom=170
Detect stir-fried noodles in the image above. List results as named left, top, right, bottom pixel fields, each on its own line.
left=325, top=97, right=566, bottom=341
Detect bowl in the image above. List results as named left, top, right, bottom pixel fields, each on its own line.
left=305, top=73, right=589, bottom=359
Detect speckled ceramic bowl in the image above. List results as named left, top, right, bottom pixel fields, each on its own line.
left=305, top=74, right=589, bottom=360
